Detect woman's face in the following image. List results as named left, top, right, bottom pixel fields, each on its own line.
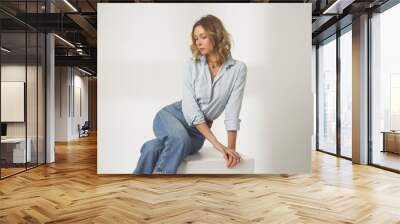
left=193, top=25, right=213, bottom=55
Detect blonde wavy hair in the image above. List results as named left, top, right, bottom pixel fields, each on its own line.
left=190, top=15, right=232, bottom=66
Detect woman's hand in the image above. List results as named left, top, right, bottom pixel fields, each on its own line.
left=224, top=148, right=241, bottom=168
left=213, top=142, right=241, bottom=168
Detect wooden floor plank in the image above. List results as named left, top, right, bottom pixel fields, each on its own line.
left=0, top=133, right=400, bottom=223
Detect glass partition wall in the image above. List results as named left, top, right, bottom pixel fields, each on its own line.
left=316, top=26, right=353, bottom=160
left=370, top=3, right=400, bottom=172
left=0, top=1, right=46, bottom=179
left=316, top=0, right=400, bottom=172
left=339, top=27, right=352, bottom=159
left=317, top=35, right=337, bottom=155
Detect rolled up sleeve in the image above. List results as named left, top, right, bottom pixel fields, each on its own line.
left=224, top=63, right=247, bottom=131
left=182, top=61, right=206, bottom=127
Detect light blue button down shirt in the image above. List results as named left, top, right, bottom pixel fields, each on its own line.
left=182, top=54, right=247, bottom=131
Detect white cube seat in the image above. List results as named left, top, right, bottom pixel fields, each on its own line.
left=177, top=146, right=255, bottom=174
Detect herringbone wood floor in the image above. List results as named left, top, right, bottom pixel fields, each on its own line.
left=1, top=133, right=400, bottom=223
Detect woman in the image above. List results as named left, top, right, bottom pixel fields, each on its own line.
left=134, top=14, right=247, bottom=174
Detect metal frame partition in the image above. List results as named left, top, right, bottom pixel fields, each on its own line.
left=367, top=0, right=400, bottom=174
left=0, top=0, right=48, bottom=180
left=315, top=23, right=353, bottom=161
left=316, top=0, right=400, bottom=174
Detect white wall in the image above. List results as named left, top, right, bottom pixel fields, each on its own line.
left=98, top=3, right=313, bottom=174
left=55, top=67, right=89, bottom=141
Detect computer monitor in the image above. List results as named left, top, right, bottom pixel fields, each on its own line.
left=1, top=123, right=7, bottom=137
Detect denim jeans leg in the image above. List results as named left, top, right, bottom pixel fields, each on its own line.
left=133, top=138, right=164, bottom=174
left=163, top=101, right=206, bottom=156
left=134, top=101, right=207, bottom=175
left=153, top=110, right=192, bottom=174
left=188, top=134, right=206, bottom=155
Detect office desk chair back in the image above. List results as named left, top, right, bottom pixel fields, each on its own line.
left=78, top=121, right=90, bottom=138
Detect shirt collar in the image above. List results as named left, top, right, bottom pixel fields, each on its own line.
left=199, top=53, right=235, bottom=70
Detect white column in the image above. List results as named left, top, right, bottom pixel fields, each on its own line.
left=46, top=1, right=55, bottom=163
left=46, top=33, right=55, bottom=163
left=352, top=14, right=369, bottom=164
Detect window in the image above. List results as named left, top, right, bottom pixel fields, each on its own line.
left=318, top=36, right=337, bottom=154
left=340, top=28, right=352, bottom=158
left=371, top=2, right=400, bottom=171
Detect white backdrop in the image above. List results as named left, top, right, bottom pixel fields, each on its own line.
left=98, top=3, right=312, bottom=174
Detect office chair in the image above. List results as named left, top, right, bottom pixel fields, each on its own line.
left=79, top=121, right=90, bottom=138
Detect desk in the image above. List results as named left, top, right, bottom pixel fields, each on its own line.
left=1, top=138, right=32, bottom=163
left=382, top=131, right=400, bottom=154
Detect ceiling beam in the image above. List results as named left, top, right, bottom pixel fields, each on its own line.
left=55, top=55, right=96, bottom=69
left=322, top=0, right=356, bottom=14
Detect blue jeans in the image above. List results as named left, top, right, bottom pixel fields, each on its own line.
left=134, top=101, right=211, bottom=174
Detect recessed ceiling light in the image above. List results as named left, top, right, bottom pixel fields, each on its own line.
left=78, top=67, right=93, bottom=76
left=322, top=0, right=354, bottom=15
left=54, top=34, right=75, bottom=48
left=63, top=0, right=78, bottom=12
left=1, top=47, right=11, bottom=53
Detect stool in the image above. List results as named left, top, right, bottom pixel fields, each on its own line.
left=177, top=146, right=255, bottom=174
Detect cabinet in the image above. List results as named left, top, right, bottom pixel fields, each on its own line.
left=382, top=131, right=400, bottom=154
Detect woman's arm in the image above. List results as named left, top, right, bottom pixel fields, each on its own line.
left=220, top=63, right=247, bottom=168
left=227, top=130, right=237, bottom=149
left=182, top=61, right=207, bottom=127
left=224, top=63, right=247, bottom=131
left=195, top=123, right=241, bottom=168
left=227, top=130, right=241, bottom=168
left=194, top=122, right=226, bottom=153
